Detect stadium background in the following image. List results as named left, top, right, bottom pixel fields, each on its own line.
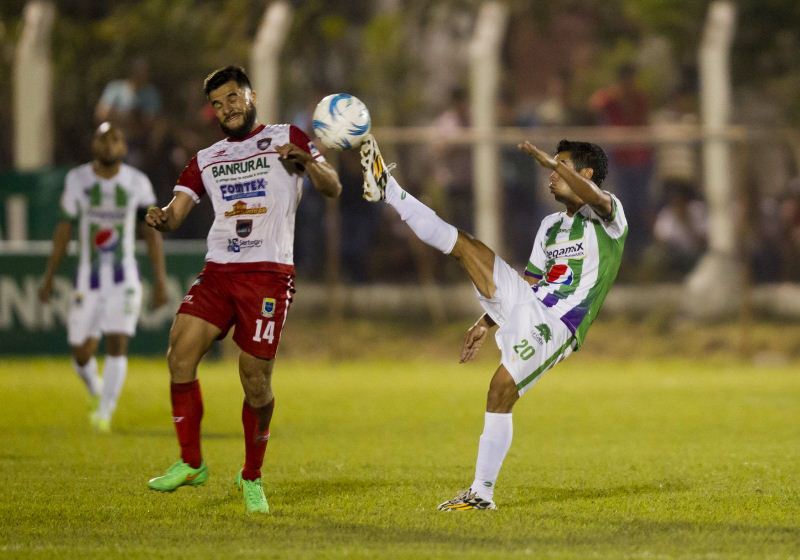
left=0, top=1, right=798, bottom=558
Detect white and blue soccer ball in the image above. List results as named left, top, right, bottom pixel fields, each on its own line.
left=312, top=93, right=371, bottom=150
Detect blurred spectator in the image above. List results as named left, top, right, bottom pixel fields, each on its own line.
left=497, top=92, right=543, bottom=265
left=752, top=178, right=800, bottom=282
left=291, top=91, right=328, bottom=278
left=433, top=87, right=473, bottom=230
left=590, top=63, right=655, bottom=266
left=642, top=179, right=707, bottom=280
left=338, top=151, right=381, bottom=283
left=535, top=72, right=575, bottom=127
left=777, top=182, right=800, bottom=280
left=94, top=57, right=164, bottom=170
left=651, top=70, right=700, bottom=201
left=158, top=83, right=220, bottom=239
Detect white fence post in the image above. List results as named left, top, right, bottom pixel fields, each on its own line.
left=469, top=1, right=508, bottom=254
left=13, top=1, right=55, bottom=172
left=250, top=1, right=293, bottom=124
left=685, top=0, right=739, bottom=318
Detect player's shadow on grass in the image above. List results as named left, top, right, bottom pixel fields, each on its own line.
left=277, top=478, right=397, bottom=507
left=511, top=480, right=688, bottom=506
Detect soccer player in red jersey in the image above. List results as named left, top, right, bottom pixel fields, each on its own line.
left=145, top=66, right=341, bottom=513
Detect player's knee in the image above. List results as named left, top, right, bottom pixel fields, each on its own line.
left=486, top=375, right=518, bottom=412
left=72, top=348, right=92, bottom=366
left=166, top=346, right=197, bottom=382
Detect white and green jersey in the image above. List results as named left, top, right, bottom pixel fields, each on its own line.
left=525, top=193, right=627, bottom=347
left=60, top=163, right=156, bottom=291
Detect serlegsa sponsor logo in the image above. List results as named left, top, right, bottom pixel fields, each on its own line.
left=224, top=200, right=267, bottom=217
left=546, top=241, right=584, bottom=260
left=220, top=178, right=267, bottom=201
left=227, top=238, right=263, bottom=253
left=211, top=156, right=271, bottom=179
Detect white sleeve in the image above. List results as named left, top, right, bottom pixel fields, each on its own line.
left=595, top=192, right=627, bottom=239
left=60, top=170, right=80, bottom=219
left=137, top=172, right=157, bottom=208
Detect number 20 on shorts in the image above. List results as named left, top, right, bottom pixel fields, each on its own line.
left=513, top=338, right=535, bottom=360
left=252, top=319, right=275, bottom=344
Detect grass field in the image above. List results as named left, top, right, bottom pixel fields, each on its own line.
left=1, top=350, right=798, bottom=559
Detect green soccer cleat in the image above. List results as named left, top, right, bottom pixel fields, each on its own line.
left=359, top=134, right=395, bottom=202
left=235, top=469, right=269, bottom=514
left=437, top=488, right=497, bottom=511
left=92, top=415, right=111, bottom=434
left=147, top=460, right=208, bottom=492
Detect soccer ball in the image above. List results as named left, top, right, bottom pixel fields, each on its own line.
left=312, top=93, right=371, bottom=150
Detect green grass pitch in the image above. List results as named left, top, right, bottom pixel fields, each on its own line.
left=0, top=354, right=798, bottom=559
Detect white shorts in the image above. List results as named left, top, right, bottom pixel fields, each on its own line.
left=67, top=283, right=143, bottom=346
left=476, top=257, right=576, bottom=396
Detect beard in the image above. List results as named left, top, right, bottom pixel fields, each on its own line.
left=96, top=154, right=123, bottom=167
left=220, top=104, right=257, bottom=138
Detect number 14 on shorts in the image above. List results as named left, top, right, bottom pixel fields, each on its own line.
left=252, top=319, right=275, bottom=343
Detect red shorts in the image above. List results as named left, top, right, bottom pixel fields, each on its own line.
left=178, top=261, right=295, bottom=359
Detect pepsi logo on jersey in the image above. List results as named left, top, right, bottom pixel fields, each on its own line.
left=94, top=228, right=120, bottom=252
left=546, top=263, right=574, bottom=285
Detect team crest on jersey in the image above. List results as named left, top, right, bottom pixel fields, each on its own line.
left=236, top=219, right=253, bottom=238
left=257, top=137, right=272, bottom=150
left=531, top=323, right=552, bottom=345
left=261, top=297, right=276, bottom=318
left=224, top=200, right=267, bottom=217
left=546, top=263, right=573, bottom=285
left=94, top=228, right=119, bottom=252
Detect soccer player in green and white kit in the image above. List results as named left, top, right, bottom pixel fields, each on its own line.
left=39, top=123, right=168, bottom=433
left=360, top=135, right=627, bottom=510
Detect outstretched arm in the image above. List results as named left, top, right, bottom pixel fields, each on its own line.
left=39, top=220, right=73, bottom=303
left=276, top=143, right=342, bottom=198
left=519, top=141, right=613, bottom=218
left=145, top=191, right=195, bottom=232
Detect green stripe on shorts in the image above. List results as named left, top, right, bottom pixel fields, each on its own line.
left=516, top=338, right=574, bottom=391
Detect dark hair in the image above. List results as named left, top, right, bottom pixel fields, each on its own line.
left=203, top=65, right=251, bottom=96
left=556, top=139, right=608, bottom=186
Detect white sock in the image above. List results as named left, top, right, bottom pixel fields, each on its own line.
left=385, top=177, right=458, bottom=254
left=72, top=357, right=101, bottom=396
left=98, top=356, right=128, bottom=421
left=471, top=412, right=513, bottom=501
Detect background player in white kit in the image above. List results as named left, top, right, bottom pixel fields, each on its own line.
left=39, top=122, right=168, bottom=433
left=360, top=134, right=627, bottom=510
left=145, top=66, right=341, bottom=514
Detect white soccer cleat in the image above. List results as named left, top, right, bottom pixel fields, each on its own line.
left=437, top=488, right=497, bottom=511
left=359, top=134, right=395, bottom=202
